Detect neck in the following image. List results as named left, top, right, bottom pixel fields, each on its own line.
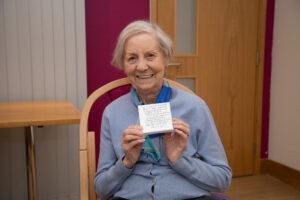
left=136, top=88, right=161, bottom=104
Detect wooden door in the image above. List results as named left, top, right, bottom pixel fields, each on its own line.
left=152, top=0, right=264, bottom=176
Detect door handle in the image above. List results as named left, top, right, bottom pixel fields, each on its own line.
left=167, top=63, right=182, bottom=67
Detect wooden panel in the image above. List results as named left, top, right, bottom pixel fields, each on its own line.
left=198, top=0, right=258, bottom=176
left=157, top=0, right=175, bottom=44
left=154, top=0, right=262, bottom=176
left=150, top=0, right=157, bottom=22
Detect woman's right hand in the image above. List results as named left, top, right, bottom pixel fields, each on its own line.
left=121, top=125, right=145, bottom=169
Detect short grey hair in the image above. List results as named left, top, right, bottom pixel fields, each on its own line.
left=111, top=20, right=174, bottom=70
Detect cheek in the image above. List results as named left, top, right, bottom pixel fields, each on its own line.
left=124, top=64, right=134, bottom=75
left=156, top=57, right=167, bottom=74
left=157, top=68, right=165, bottom=77
left=151, top=60, right=165, bottom=73
left=155, top=63, right=165, bottom=76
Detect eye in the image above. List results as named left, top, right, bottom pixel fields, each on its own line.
left=127, top=56, right=137, bottom=63
left=129, top=56, right=135, bottom=61
left=146, top=53, right=155, bottom=60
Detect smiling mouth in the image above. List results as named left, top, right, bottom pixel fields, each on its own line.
left=136, top=74, right=154, bottom=79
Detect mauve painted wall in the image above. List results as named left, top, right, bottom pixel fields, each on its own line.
left=261, top=0, right=274, bottom=159
left=85, top=0, right=149, bottom=161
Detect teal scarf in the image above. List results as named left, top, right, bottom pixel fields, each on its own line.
left=130, top=83, right=172, bottom=162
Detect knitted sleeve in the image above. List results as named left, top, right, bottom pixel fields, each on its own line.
left=170, top=101, right=232, bottom=192
left=94, top=108, right=132, bottom=199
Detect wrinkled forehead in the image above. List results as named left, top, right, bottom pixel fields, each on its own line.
left=123, top=32, right=161, bottom=55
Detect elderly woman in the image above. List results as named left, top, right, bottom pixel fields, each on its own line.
left=94, top=20, right=232, bottom=200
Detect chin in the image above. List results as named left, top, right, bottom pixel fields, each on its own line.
left=136, top=83, right=162, bottom=93
left=136, top=85, right=154, bottom=92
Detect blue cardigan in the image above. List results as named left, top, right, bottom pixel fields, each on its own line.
left=94, top=87, right=232, bottom=200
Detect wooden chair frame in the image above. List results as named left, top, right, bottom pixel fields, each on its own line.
left=79, top=77, right=194, bottom=200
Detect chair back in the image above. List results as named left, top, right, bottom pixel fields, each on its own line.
left=79, top=77, right=194, bottom=200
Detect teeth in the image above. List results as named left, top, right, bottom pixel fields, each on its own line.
left=137, top=74, right=153, bottom=79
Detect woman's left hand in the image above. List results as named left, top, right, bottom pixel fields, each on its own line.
left=164, top=118, right=190, bottom=163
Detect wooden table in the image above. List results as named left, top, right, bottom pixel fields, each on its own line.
left=0, top=100, right=81, bottom=200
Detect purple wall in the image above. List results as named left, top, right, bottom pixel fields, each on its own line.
left=261, top=0, right=275, bottom=158
left=85, top=0, right=150, bottom=161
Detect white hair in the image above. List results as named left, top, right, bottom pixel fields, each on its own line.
left=111, top=20, right=174, bottom=70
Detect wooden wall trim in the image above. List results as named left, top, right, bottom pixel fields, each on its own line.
left=150, top=0, right=157, bottom=22
left=261, top=159, right=300, bottom=189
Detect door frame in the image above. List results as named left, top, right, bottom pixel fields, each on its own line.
left=150, top=0, right=268, bottom=175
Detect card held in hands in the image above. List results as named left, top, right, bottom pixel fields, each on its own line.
left=138, top=102, right=173, bottom=135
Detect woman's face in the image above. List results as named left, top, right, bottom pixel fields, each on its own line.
left=123, top=33, right=167, bottom=95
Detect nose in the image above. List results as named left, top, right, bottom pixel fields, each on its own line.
left=136, top=59, right=148, bottom=71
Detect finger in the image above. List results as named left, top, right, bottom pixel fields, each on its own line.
left=123, top=138, right=145, bottom=151
left=173, top=118, right=189, bottom=129
left=127, top=125, right=143, bottom=130
left=122, top=134, right=145, bottom=143
left=173, top=128, right=189, bottom=139
left=172, top=119, right=190, bottom=136
left=123, top=127, right=144, bottom=137
left=173, top=122, right=189, bottom=130
left=123, top=128, right=143, bottom=136
left=173, top=124, right=190, bottom=136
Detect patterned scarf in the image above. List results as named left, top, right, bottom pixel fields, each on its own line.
left=130, top=82, right=172, bottom=162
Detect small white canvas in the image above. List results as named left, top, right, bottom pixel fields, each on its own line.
left=138, top=102, right=173, bottom=135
